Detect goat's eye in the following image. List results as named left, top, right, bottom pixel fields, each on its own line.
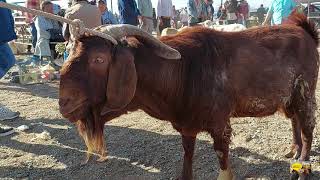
left=94, top=57, right=105, bottom=64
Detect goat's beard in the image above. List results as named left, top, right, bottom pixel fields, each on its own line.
left=76, top=108, right=107, bottom=163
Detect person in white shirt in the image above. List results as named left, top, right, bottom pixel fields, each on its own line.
left=34, top=1, right=62, bottom=62
left=180, top=7, right=188, bottom=27
left=157, top=0, right=173, bottom=34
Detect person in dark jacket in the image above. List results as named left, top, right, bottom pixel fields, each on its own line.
left=0, top=0, right=17, bottom=78
left=118, top=0, right=140, bottom=25
left=0, top=0, right=20, bottom=135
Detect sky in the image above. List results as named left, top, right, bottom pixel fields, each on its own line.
left=7, top=0, right=273, bottom=12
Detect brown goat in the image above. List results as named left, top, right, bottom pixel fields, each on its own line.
left=59, top=13, right=319, bottom=179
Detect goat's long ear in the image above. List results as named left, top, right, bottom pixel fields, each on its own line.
left=100, top=47, right=137, bottom=116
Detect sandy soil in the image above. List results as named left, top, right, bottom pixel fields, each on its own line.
left=0, top=78, right=319, bottom=180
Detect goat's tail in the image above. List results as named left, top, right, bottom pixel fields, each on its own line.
left=287, top=11, right=319, bottom=46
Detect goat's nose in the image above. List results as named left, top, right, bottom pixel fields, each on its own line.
left=59, top=98, right=70, bottom=107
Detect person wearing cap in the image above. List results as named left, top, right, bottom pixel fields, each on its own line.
left=63, top=0, right=101, bottom=60
left=118, top=0, right=140, bottom=25
left=63, top=0, right=101, bottom=41
left=98, top=0, right=118, bottom=25
left=137, top=0, right=153, bottom=34
left=34, top=0, right=63, bottom=64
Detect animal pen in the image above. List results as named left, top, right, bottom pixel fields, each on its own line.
left=299, top=0, right=320, bottom=27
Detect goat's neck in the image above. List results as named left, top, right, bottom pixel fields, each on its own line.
left=133, top=55, right=183, bottom=120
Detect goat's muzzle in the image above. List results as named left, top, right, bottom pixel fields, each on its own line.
left=59, top=97, right=88, bottom=122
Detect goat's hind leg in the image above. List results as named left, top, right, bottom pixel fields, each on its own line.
left=289, top=79, right=316, bottom=178
left=295, top=98, right=316, bottom=162
left=290, top=79, right=316, bottom=161
left=290, top=98, right=315, bottom=179
left=285, top=115, right=302, bottom=159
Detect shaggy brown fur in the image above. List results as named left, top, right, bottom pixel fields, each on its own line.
left=59, top=13, right=319, bottom=179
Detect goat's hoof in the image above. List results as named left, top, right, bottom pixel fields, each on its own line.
left=285, top=150, right=296, bottom=158
left=299, top=173, right=311, bottom=180
left=290, top=171, right=299, bottom=180
left=80, top=158, right=89, bottom=165
left=290, top=172, right=311, bottom=180
left=176, top=177, right=191, bottom=180
left=97, top=156, right=108, bottom=162
left=285, top=145, right=301, bottom=159
left=80, top=153, right=91, bottom=165
left=176, top=176, right=192, bottom=180
left=217, top=168, right=235, bottom=180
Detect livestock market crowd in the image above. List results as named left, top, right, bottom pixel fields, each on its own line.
left=0, top=0, right=319, bottom=179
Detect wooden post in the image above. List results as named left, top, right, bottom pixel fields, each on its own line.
left=307, top=0, right=310, bottom=20
left=111, top=0, right=113, bottom=13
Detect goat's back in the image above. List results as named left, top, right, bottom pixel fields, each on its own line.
left=159, top=25, right=318, bottom=126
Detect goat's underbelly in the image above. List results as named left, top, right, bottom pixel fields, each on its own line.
left=232, top=97, right=281, bottom=117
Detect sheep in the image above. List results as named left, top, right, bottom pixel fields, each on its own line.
left=198, top=20, right=247, bottom=32
left=59, top=13, right=318, bottom=179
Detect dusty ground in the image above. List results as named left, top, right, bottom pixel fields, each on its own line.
left=0, top=78, right=319, bottom=180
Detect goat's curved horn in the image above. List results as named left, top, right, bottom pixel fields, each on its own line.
left=95, top=24, right=181, bottom=60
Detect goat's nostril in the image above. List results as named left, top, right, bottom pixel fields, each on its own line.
left=59, top=98, right=70, bottom=107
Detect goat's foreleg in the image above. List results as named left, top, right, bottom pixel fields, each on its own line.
left=179, top=134, right=196, bottom=180
left=210, top=120, right=234, bottom=180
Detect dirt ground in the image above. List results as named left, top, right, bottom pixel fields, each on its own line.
left=0, top=77, right=319, bottom=180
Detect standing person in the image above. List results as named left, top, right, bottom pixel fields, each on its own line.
left=157, top=0, right=173, bottom=33
left=188, top=0, right=205, bottom=26
left=0, top=0, right=20, bottom=136
left=63, top=0, right=101, bottom=60
left=137, top=0, right=153, bottom=34
left=118, top=0, right=140, bottom=26
left=172, top=5, right=178, bottom=28
left=203, top=0, right=214, bottom=21
left=224, top=0, right=238, bottom=24
left=263, top=0, right=296, bottom=26
left=217, top=5, right=222, bottom=18
left=257, top=4, right=266, bottom=25
left=180, top=7, right=189, bottom=27
left=98, top=0, right=118, bottom=25
left=25, top=0, right=41, bottom=63
left=238, top=0, right=249, bottom=26
left=25, top=0, right=41, bottom=50
left=218, top=8, right=227, bottom=24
